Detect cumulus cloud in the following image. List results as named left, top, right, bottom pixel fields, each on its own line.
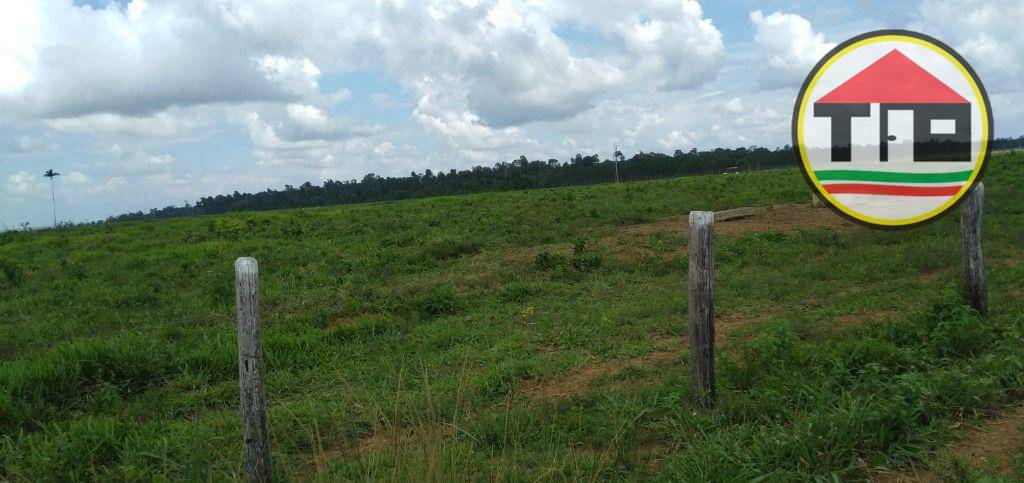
left=0, top=0, right=294, bottom=119
left=46, top=111, right=199, bottom=137
left=911, top=0, right=1024, bottom=94
left=540, top=0, right=724, bottom=91
left=749, top=10, right=835, bottom=88
left=257, top=55, right=322, bottom=97
left=3, top=134, right=58, bottom=154
left=121, top=153, right=174, bottom=174
left=1, top=0, right=729, bottom=171
left=372, top=1, right=626, bottom=130
left=65, top=171, right=89, bottom=185
left=246, top=106, right=382, bottom=150
left=6, top=171, right=45, bottom=196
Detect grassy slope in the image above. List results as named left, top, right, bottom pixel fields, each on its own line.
left=1, top=154, right=1023, bottom=480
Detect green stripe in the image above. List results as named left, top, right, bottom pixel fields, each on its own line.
left=814, top=169, right=973, bottom=184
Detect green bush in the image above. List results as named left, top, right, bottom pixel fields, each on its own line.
left=0, top=256, right=22, bottom=288
left=927, top=304, right=994, bottom=358
left=408, top=285, right=460, bottom=318
left=497, top=280, right=533, bottom=303
left=570, top=253, right=602, bottom=271
left=534, top=251, right=568, bottom=270
left=207, top=218, right=249, bottom=238
left=422, top=238, right=482, bottom=261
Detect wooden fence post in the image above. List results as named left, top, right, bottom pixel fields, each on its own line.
left=235, top=257, right=273, bottom=482
left=811, top=192, right=826, bottom=208
left=688, top=211, right=716, bottom=408
left=961, top=182, right=988, bottom=315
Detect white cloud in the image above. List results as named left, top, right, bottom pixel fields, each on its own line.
left=374, top=141, right=395, bottom=156
left=127, top=153, right=174, bottom=173
left=249, top=105, right=382, bottom=146
left=750, top=10, right=835, bottom=88
left=46, top=112, right=198, bottom=137
left=0, top=1, right=288, bottom=119
left=659, top=130, right=692, bottom=149
left=724, top=97, right=744, bottom=114
left=126, top=0, right=148, bottom=21
left=539, top=0, right=724, bottom=92
left=257, top=55, right=322, bottom=97
left=329, top=87, right=352, bottom=103
left=0, top=1, right=40, bottom=95
left=911, top=0, right=1024, bottom=94
left=6, top=171, right=45, bottom=196
left=3, top=134, right=58, bottom=154
left=66, top=171, right=90, bottom=185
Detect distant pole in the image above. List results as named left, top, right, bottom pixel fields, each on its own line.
left=235, top=257, right=273, bottom=482
left=49, top=178, right=56, bottom=227
left=43, top=169, right=60, bottom=228
left=613, top=144, right=623, bottom=183
left=688, top=211, right=716, bottom=408
left=961, top=182, right=987, bottom=315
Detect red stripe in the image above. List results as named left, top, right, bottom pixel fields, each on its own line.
left=822, top=183, right=963, bottom=196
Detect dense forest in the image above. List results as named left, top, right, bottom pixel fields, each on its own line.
left=107, top=136, right=1024, bottom=222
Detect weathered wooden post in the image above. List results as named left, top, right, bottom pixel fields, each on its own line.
left=688, top=211, right=716, bottom=408
left=961, top=182, right=987, bottom=315
left=811, top=192, right=826, bottom=208
left=235, top=257, right=273, bottom=482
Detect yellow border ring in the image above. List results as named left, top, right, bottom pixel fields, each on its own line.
left=793, top=30, right=993, bottom=229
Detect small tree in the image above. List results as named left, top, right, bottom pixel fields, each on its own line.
left=43, top=169, right=60, bottom=228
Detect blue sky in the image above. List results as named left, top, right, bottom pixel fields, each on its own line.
left=1, top=0, right=1022, bottom=227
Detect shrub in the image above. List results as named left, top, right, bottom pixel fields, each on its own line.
left=207, top=218, right=248, bottom=238
left=571, top=253, right=603, bottom=271
left=928, top=304, right=993, bottom=358
left=0, top=257, right=22, bottom=288
left=534, top=251, right=568, bottom=271
left=422, top=238, right=482, bottom=261
left=572, top=239, right=587, bottom=255
left=409, top=285, right=460, bottom=318
left=497, top=280, right=533, bottom=303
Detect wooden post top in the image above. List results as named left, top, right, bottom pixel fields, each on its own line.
left=236, top=257, right=258, bottom=273
left=689, top=210, right=714, bottom=225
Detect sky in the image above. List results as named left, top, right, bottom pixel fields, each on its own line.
left=1, top=0, right=1022, bottom=227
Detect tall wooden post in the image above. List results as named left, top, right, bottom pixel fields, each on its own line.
left=688, top=211, right=716, bottom=408
left=961, top=182, right=987, bottom=315
left=235, top=257, right=273, bottom=482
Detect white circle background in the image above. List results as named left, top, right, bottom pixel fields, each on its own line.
left=799, top=39, right=985, bottom=221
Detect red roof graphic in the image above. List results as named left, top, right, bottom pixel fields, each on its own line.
left=816, top=49, right=968, bottom=104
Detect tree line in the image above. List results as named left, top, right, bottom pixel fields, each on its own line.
left=106, top=136, right=1024, bottom=223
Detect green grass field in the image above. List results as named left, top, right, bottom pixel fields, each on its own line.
left=1, top=153, right=1023, bottom=481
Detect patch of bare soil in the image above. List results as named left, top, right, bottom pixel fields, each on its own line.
left=523, top=311, right=772, bottom=401
left=522, top=303, right=912, bottom=408
left=616, top=203, right=852, bottom=239
left=597, top=204, right=853, bottom=262
left=522, top=337, right=679, bottom=401
left=325, top=315, right=358, bottom=329
left=714, top=203, right=855, bottom=236
left=830, top=308, right=899, bottom=333
left=357, top=428, right=415, bottom=456
left=950, top=407, right=1024, bottom=475
left=317, top=422, right=450, bottom=466
left=877, top=406, right=1024, bottom=482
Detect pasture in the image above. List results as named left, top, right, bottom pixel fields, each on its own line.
left=1, top=153, right=1023, bottom=480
